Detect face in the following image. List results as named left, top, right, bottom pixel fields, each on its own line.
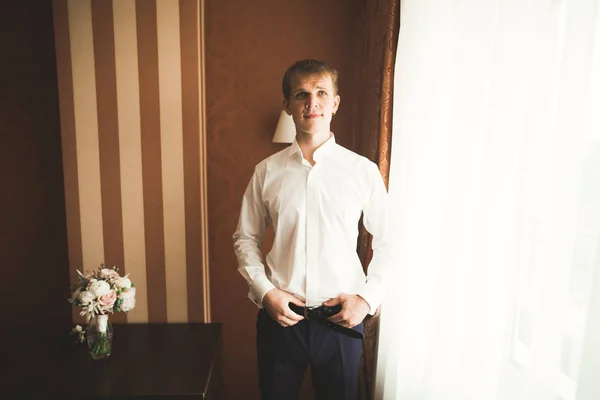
left=283, top=73, right=340, bottom=137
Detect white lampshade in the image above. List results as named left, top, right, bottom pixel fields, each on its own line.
left=272, top=111, right=296, bottom=143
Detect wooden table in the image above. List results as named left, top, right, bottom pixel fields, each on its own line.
left=2, top=322, right=223, bottom=399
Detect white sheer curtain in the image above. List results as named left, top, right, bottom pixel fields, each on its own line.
left=376, top=1, right=600, bottom=399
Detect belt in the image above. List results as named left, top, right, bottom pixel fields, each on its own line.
left=288, top=303, right=364, bottom=340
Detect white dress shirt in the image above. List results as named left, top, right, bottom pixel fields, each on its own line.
left=233, top=135, right=394, bottom=314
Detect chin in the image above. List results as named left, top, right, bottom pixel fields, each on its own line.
left=300, top=126, right=323, bottom=135
left=300, top=122, right=326, bottom=133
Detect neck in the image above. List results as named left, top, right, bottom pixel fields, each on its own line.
left=296, top=130, right=332, bottom=165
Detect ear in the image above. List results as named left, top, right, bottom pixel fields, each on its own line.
left=283, top=99, right=292, bottom=115
left=332, top=95, right=341, bottom=113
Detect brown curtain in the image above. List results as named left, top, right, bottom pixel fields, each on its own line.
left=355, top=0, right=400, bottom=399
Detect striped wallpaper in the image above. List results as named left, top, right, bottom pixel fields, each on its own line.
left=52, top=0, right=210, bottom=324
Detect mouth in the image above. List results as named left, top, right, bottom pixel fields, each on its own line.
left=303, top=113, right=322, bottom=119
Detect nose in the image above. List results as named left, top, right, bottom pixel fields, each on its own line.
left=305, top=94, right=319, bottom=109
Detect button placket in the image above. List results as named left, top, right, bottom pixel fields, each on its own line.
left=305, top=166, right=320, bottom=307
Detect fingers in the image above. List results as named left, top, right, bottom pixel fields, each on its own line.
left=289, top=297, right=306, bottom=307
left=322, top=296, right=343, bottom=307
left=329, top=311, right=353, bottom=327
left=280, top=295, right=304, bottom=324
left=326, top=294, right=369, bottom=328
left=263, top=288, right=305, bottom=327
left=276, top=313, right=302, bottom=327
left=326, top=294, right=349, bottom=324
left=286, top=307, right=304, bottom=322
left=273, top=308, right=303, bottom=327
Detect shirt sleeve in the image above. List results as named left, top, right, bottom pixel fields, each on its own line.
left=232, top=166, right=276, bottom=307
left=357, top=161, right=396, bottom=315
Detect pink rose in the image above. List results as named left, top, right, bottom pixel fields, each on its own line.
left=98, top=290, right=117, bottom=308
left=101, top=268, right=120, bottom=280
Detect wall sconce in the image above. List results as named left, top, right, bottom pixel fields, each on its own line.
left=272, top=111, right=296, bottom=143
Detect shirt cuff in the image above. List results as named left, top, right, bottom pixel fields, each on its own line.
left=358, top=282, right=384, bottom=315
left=249, top=275, right=276, bottom=307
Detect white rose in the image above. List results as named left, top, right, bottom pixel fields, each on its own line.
left=79, top=290, right=94, bottom=304
left=88, top=280, right=111, bottom=298
left=119, top=287, right=136, bottom=312
left=115, top=277, right=132, bottom=289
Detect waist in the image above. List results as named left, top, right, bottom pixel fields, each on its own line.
left=265, top=263, right=366, bottom=308
left=288, top=303, right=341, bottom=319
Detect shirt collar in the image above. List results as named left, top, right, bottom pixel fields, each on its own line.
left=287, top=133, right=337, bottom=161
left=287, top=139, right=302, bottom=158
left=313, top=133, right=336, bottom=161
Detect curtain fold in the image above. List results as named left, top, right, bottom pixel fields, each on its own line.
left=378, top=1, right=600, bottom=399
left=355, top=1, right=400, bottom=399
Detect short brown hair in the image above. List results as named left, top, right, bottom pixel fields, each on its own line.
left=282, top=59, right=339, bottom=101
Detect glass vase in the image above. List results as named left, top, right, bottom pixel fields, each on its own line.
left=86, top=314, right=113, bottom=360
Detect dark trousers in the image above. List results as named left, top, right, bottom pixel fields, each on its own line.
left=256, top=309, right=364, bottom=400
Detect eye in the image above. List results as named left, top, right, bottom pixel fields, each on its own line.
left=294, top=92, right=308, bottom=99
left=318, top=90, right=328, bottom=96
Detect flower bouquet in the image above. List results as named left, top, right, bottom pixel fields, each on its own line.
left=68, top=264, right=136, bottom=359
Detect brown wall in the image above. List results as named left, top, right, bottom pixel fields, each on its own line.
left=0, top=2, right=371, bottom=398
left=0, top=0, right=70, bottom=329
left=52, top=0, right=211, bottom=325
left=205, top=1, right=364, bottom=398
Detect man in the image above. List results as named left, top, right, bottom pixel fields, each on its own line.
left=233, top=59, right=394, bottom=399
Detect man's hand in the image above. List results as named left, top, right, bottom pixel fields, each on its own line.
left=323, top=294, right=370, bottom=328
left=262, top=288, right=305, bottom=327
